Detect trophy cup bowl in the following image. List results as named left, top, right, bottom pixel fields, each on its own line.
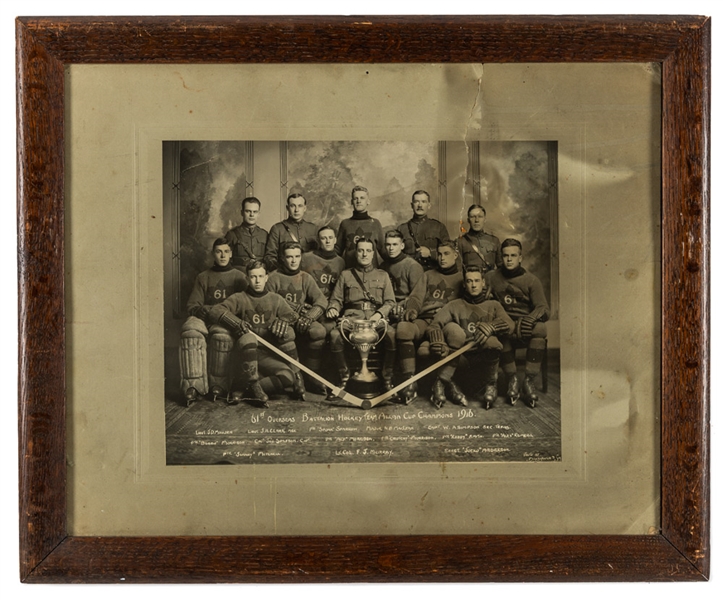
left=339, top=317, right=388, bottom=385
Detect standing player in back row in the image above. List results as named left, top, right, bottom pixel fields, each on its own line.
left=335, top=186, right=385, bottom=268
left=485, top=238, right=549, bottom=407
left=457, top=204, right=502, bottom=273
left=224, top=196, right=268, bottom=270
left=264, top=193, right=319, bottom=272
left=399, top=190, right=451, bottom=271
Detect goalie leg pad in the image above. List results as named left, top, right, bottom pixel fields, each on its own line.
left=179, top=329, right=209, bottom=395
left=208, top=326, right=234, bottom=391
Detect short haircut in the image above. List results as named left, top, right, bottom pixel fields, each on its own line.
left=241, top=197, right=261, bottom=211
left=412, top=190, right=430, bottom=201
left=385, top=229, right=404, bottom=241
left=317, top=225, right=336, bottom=238
left=355, top=236, right=374, bottom=249
left=212, top=237, right=230, bottom=250
left=463, top=265, right=484, bottom=277
left=501, top=238, right=523, bottom=252
left=287, top=192, right=306, bottom=205
left=351, top=185, right=368, bottom=198
left=467, top=204, right=487, bottom=218
left=281, top=241, right=303, bottom=255
left=245, top=260, right=267, bottom=275
left=437, top=239, right=458, bottom=253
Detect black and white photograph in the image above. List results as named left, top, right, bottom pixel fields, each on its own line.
left=163, top=140, right=561, bottom=465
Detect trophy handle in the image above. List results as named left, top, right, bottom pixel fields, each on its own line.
left=339, top=317, right=353, bottom=345
left=374, top=318, right=388, bottom=346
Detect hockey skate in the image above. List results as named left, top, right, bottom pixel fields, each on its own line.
left=446, top=380, right=468, bottom=407
left=431, top=378, right=447, bottom=409
left=522, top=374, right=539, bottom=408
left=507, top=374, right=521, bottom=406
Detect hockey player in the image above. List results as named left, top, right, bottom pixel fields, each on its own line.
left=379, top=230, right=424, bottom=397
left=264, top=193, right=319, bottom=271
left=334, top=186, right=385, bottom=268
left=266, top=241, right=328, bottom=393
left=457, top=204, right=502, bottom=273
left=427, top=265, right=514, bottom=410
left=224, top=197, right=268, bottom=270
left=326, top=237, right=396, bottom=389
left=485, top=238, right=550, bottom=407
left=399, top=190, right=451, bottom=271
left=300, top=226, right=346, bottom=300
left=208, top=260, right=305, bottom=405
left=179, top=238, right=248, bottom=406
left=394, top=240, right=464, bottom=404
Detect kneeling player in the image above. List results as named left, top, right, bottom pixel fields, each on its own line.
left=427, top=266, right=514, bottom=409
left=208, top=260, right=305, bottom=405
left=179, top=238, right=248, bottom=406
left=485, top=238, right=549, bottom=407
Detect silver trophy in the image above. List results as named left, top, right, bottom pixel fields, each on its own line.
left=339, top=317, right=388, bottom=384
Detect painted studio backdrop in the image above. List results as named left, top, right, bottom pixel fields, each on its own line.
left=162, top=140, right=561, bottom=466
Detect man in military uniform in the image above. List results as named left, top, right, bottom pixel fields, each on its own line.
left=485, top=238, right=550, bottom=407
left=380, top=230, right=424, bottom=396
left=326, top=237, right=396, bottom=388
left=335, top=186, right=385, bottom=268
left=457, top=204, right=502, bottom=273
left=224, top=197, right=268, bottom=270
left=264, top=193, right=319, bottom=271
left=208, top=260, right=305, bottom=405
left=179, top=238, right=248, bottom=406
left=427, top=266, right=514, bottom=410
left=394, top=240, right=464, bottom=403
left=399, top=190, right=451, bottom=271
left=267, top=241, right=328, bottom=393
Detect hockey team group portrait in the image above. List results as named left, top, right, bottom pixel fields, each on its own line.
left=163, top=140, right=561, bottom=465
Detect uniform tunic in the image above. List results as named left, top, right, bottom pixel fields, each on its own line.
left=186, top=265, right=248, bottom=318
left=300, top=249, right=346, bottom=299
left=485, top=267, right=549, bottom=321
left=335, top=212, right=385, bottom=268
left=264, top=218, right=319, bottom=271
left=404, top=267, right=464, bottom=321
left=224, top=224, right=268, bottom=269
left=399, top=215, right=450, bottom=270
left=381, top=255, right=424, bottom=303
left=327, top=264, right=395, bottom=319
left=458, top=230, right=502, bottom=273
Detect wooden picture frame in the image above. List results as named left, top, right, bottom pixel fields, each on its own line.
left=17, top=15, right=710, bottom=582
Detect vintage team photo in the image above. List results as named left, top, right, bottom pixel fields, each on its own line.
left=163, top=140, right=561, bottom=465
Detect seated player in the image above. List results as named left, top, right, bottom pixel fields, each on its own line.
left=427, top=266, right=514, bottom=410
left=485, top=238, right=550, bottom=407
left=326, top=237, right=396, bottom=389
left=208, top=260, right=305, bottom=406
left=179, top=238, right=248, bottom=406
left=399, top=190, right=451, bottom=271
left=457, top=204, right=502, bottom=273
left=264, top=193, right=319, bottom=272
left=335, top=186, right=385, bottom=268
left=300, top=225, right=346, bottom=301
left=224, top=196, right=268, bottom=270
left=266, top=241, right=328, bottom=393
left=395, top=240, right=464, bottom=404
left=381, top=230, right=424, bottom=396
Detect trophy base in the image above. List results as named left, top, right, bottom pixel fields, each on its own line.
left=345, top=378, right=385, bottom=407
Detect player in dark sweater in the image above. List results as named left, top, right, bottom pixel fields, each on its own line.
left=267, top=242, right=328, bottom=393
left=180, top=238, right=248, bottom=405
left=395, top=240, right=464, bottom=404
left=224, top=197, right=268, bottom=269
left=208, top=260, right=305, bottom=405
left=335, top=186, right=385, bottom=268
left=264, top=193, right=319, bottom=272
left=427, top=266, right=514, bottom=409
left=300, top=226, right=346, bottom=300
left=380, top=230, right=424, bottom=396
left=399, top=190, right=451, bottom=271
left=457, top=204, right=502, bottom=274
left=485, top=238, right=550, bottom=407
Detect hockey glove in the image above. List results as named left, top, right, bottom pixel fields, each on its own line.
left=270, top=318, right=290, bottom=339
left=428, top=328, right=449, bottom=358
left=473, top=321, right=495, bottom=345
left=528, top=306, right=548, bottom=322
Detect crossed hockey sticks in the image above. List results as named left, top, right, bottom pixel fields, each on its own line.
left=252, top=331, right=476, bottom=409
